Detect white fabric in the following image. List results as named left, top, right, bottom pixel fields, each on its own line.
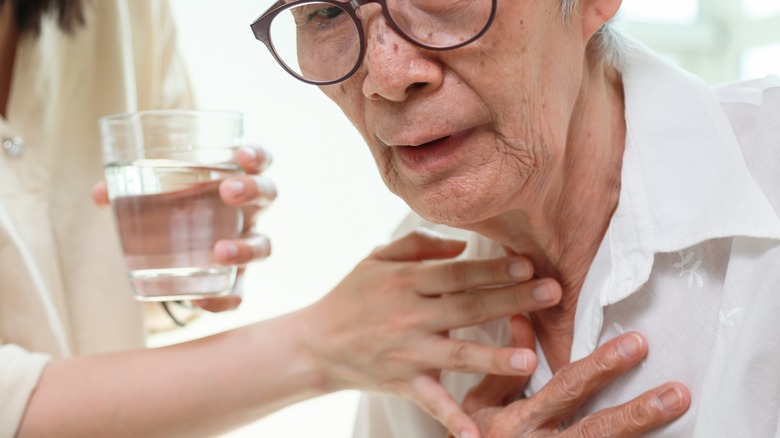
left=353, top=41, right=780, bottom=437
left=0, top=1, right=193, bottom=436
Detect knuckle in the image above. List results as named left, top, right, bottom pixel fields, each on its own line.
left=449, top=343, right=472, bottom=371
left=426, top=398, right=450, bottom=422
left=393, top=264, right=416, bottom=288
left=368, top=244, right=387, bottom=258
left=409, top=229, right=431, bottom=246
left=592, top=349, right=618, bottom=374
left=571, top=414, right=616, bottom=438
left=488, top=258, right=510, bottom=283
left=512, top=286, right=529, bottom=311
left=373, top=264, right=413, bottom=293
left=443, top=261, right=469, bottom=286
left=552, top=366, right=586, bottom=401
left=618, top=401, right=652, bottom=431
left=454, top=293, right=485, bottom=322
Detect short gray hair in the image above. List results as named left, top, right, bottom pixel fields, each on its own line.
left=559, top=0, right=624, bottom=66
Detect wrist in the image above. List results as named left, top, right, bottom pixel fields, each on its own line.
left=294, top=300, right=353, bottom=394
left=239, top=310, right=331, bottom=413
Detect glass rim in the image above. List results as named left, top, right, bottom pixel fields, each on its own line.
left=99, top=109, right=245, bottom=125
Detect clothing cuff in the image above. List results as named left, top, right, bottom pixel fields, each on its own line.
left=0, top=344, right=52, bottom=438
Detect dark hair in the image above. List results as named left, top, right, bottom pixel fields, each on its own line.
left=0, top=0, right=86, bottom=35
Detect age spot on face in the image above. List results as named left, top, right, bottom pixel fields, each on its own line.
left=375, top=26, right=386, bottom=45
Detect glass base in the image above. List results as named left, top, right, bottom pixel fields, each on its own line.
left=129, top=266, right=236, bottom=302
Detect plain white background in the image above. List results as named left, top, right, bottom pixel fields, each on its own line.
left=160, top=1, right=779, bottom=437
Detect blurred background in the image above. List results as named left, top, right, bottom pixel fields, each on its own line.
left=154, top=0, right=780, bottom=436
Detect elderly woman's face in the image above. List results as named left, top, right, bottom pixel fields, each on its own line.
left=320, top=0, right=591, bottom=226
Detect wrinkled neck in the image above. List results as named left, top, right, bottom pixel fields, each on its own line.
left=465, top=57, right=626, bottom=371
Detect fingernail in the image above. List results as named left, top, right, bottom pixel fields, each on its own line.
left=509, top=261, right=531, bottom=279
left=655, top=387, right=683, bottom=412
left=509, top=351, right=529, bottom=371
left=218, top=243, right=239, bottom=260
left=460, top=432, right=476, bottom=438
left=532, top=283, right=557, bottom=302
left=241, top=146, right=258, bottom=162
left=253, top=175, right=277, bottom=198
left=222, top=180, right=245, bottom=197
left=617, top=333, right=644, bottom=359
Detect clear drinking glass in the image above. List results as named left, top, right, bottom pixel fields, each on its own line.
left=100, top=110, right=244, bottom=301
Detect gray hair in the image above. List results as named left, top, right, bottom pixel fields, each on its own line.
left=559, top=0, right=625, bottom=67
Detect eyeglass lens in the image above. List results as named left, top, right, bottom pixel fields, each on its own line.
left=268, top=0, right=493, bottom=84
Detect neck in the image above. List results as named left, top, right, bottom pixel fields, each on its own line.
left=465, top=56, right=626, bottom=372
left=0, top=0, right=19, bottom=118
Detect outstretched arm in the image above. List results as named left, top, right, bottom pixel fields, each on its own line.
left=18, top=230, right=560, bottom=438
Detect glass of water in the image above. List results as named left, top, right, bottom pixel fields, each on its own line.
left=100, top=110, right=244, bottom=301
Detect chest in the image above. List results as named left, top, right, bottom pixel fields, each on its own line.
left=565, top=239, right=780, bottom=436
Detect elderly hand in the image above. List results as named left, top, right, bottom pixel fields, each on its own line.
left=453, top=316, right=691, bottom=438
left=91, top=145, right=276, bottom=313
left=302, top=229, right=563, bottom=438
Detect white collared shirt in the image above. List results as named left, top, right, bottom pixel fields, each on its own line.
left=353, top=41, right=780, bottom=438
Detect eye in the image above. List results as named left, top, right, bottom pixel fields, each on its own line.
left=291, top=4, right=348, bottom=28
left=308, top=6, right=344, bottom=21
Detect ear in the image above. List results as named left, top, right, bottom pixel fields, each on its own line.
left=578, top=0, right=622, bottom=40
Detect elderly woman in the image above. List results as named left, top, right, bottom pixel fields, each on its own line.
left=253, top=0, right=780, bottom=437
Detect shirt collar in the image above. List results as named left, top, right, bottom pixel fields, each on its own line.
left=601, top=40, right=780, bottom=306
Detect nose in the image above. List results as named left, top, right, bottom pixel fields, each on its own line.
left=359, top=10, right=444, bottom=102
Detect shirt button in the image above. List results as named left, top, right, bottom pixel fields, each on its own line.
left=2, top=136, right=24, bottom=158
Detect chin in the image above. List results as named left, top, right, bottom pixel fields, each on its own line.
left=400, top=181, right=507, bottom=228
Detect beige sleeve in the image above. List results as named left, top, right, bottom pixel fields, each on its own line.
left=128, top=0, right=196, bottom=111
left=0, top=344, right=51, bottom=438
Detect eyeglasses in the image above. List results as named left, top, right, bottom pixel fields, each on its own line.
left=251, top=0, right=497, bottom=85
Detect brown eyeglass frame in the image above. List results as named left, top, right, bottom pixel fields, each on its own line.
left=250, top=0, right=498, bottom=86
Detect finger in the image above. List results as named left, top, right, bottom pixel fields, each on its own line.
left=565, top=382, right=690, bottom=438
left=413, top=257, right=534, bottom=295
left=428, top=279, right=561, bottom=331
left=191, top=272, right=245, bottom=312
left=424, top=340, right=538, bottom=376
left=214, top=234, right=271, bottom=265
left=462, top=369, right=533, bottom=416
left=220, top=174, right=277, bottom=207
left=91, top=182, right=110, bottom=207
left=371, top=228, right=467, bottom=262
left=407, top=375, right=482, bottom=438
left=528, top=332, right=648, bottom=421
left=236, top=145, right=272, bottom=174
left=192, top=294, right=242, bottom=312
left=509, top=314, right=536, bottom=351
left=460, top=316, right=536, bottom=414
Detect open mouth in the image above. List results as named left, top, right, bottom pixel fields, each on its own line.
left=392, top=131, right=469, bottom=172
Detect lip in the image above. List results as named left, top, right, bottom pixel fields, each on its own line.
left=388, top=128, right=476, bottom=174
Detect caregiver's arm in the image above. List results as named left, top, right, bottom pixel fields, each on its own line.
left=17, top=230, right=560, bottom=438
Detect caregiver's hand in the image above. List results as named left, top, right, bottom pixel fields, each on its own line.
left=91, top=145, right=276, bottom=313
left=301, top=229, right=563, bottom=438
